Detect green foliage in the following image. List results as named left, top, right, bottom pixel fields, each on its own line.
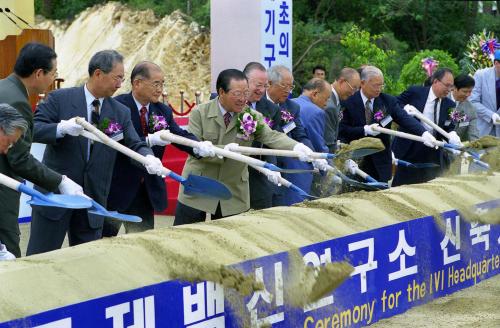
left=398, top=50, right=458, bottom=91
left=339, top=25, right=399, bottom=94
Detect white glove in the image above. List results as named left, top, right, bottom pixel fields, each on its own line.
left=312, top=159, right=329, bottom=171
left=146, top=130, right=171, bottom=147
left=57, top=118, right=84, bottom=137
left=364, top=123, right=381, bottom=136
left=447, top=131, right=462, bottom=146
left=391, top=151, right=396, bottom=165
left=223, top=142, right=239, bottom=152
left=143, top=154, right=165, bottom=176
left=403, top=104, right=418, bottom=115
left=344, top=159, right=358, bottom=175
left=421, top=131, right=438, bottom=149
left=293, top=143, right=314, bottom=162
left=0, top=243, right=15, bottom=260
left=265, top=170, right=282, bottom=186
left=194, top=140, right=216, bottom=157
left=491, top=112, right=500, bottom=123
left=58, top=175, right=85, bottom=196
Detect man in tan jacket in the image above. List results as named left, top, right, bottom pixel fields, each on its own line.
left=174, top=69, right=315, bottom=225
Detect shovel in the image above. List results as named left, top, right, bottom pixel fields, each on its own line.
left=88, top=200, right=141, bottom=222
left=76, top=118, right=232, bottom=200
left=0, top=173, right=92, bottom=209
left=371, top=125, right=491, bottom=170
left=404, top=105, right=482, bottom=159
left=250, top=165, right=318, bottom=200
left=394, top=159, right=439, bottom=169
left=158, top=130, right=315, bottom=174
left=224, top=145, right=381, bottom=161
left=344, top=160, right=389, bottom=189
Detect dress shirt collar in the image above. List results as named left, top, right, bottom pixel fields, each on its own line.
left=84, top=84, right=104, bottom=109
left=218, top=100, right=233, bottom=117
left=133, top=95, right=150, bottom=113
left=331, top=86, right=340, bottom=105
left=360, top=89, right=373, bottom=108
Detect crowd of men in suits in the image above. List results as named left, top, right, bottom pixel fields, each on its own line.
left=0, top=42, right=499, bottom=258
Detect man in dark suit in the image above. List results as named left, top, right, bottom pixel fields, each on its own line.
left=242, top=62, right=282, bottom=210
left=339, top=65, right=433, bottom=184
left=392, top=68, right=460, bottom=186
left=27, top=50, right=166, bottom=255
left=325, top=68, right=361, bottom=153
left=266, top=65, right=314, bottom=206
left=0, top=43, right=84, bottom=257
left=103, top=61, right=211, bottom=235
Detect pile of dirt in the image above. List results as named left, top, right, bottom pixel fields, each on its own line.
left=36, top=2, right=210, bottom=106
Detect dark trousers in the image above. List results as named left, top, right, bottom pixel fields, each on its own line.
left=249, top=166, right=275, bottom=210
left=26, top=209, right=101, bottom=256
left=102, top=184, right=154, bottom=237
left=173, top=202, right=223, bottom=226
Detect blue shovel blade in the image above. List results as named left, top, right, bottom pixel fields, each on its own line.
left=88, top=200, right=142, bottom=222
left=335, top=171, right=380, bottom=191
left=396, top=159, right=439, bottom=169
left=182, top=174, right=232, bottom=200
left=289, top=183, right=318, bottom=199
left=19, top=184, right=92, bottom=209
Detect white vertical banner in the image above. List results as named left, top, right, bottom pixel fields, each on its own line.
left=261, top=0, right=293, bottom=70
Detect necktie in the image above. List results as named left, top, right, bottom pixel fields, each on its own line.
left=223, top=112, right=232, bottom=127
left=91, top=99, right=100, bottom=125
left=140, top=106, right=148, bottom=136
left=365, top=99, right=372, bottom=124
left=432, top=98, right=440, bottom=136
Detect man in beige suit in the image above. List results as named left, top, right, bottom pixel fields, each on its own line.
left=174, top=69, right=315, bottom=225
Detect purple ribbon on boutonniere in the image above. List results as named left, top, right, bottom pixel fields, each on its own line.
left=373, top=110, right=385, bottom=122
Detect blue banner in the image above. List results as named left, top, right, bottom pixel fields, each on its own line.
left=2, top=199, right=499, bottom=327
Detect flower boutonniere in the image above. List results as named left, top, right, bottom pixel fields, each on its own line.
left=280, top=109, right=295, bottom=123
left=148, top=114, right=169, bottom=133
left=236, top=108, right=263, bottom=140
left=263, top=116, right=274, bottom=128
left=98, top=118, right=123, bottom=137
left=448, top=108, right=468, bottom=123
left=373, top=109, right=385, bottom=122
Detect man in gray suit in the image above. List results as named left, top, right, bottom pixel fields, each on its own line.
left=470, top=49, right=500, bottom=137
left=27, top=50, right=164, bottom=255
left=449, top=74, right=479, bottom=141
left=324, top=68, right=361, bottom=153
left=0, top=43, right=83, bottom=257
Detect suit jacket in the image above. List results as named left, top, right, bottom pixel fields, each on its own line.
left=107, top=92, right=198, bottom=212
left=470, top=67, right=499, bottom=137
left=249, top=97, right=281, bottom=209
left=0, top=74, right=62, bottom=234
left=340, top=91, right=426, bottom=182
left=324, top=90, right=341, bottom=153
left=453, top=99, right=479, bottom=141
left=178, top=98, right=297, bottom=216
left=32, top=86, right=153, bottom=228
left=393, top=86, right=455, bottom=160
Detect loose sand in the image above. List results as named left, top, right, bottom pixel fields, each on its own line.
left=2, top=174, right=500, bottom=325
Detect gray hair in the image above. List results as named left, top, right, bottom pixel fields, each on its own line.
left=88, top=50, right=124, bottom=76
left=360, top=66, right=383, bottom=81
left=267, top=65, right=292, bottom=83
left=303, top=78, right=329, bottom=92
left=338, top=67, right=359, bottom=81
left=0, top=104, right=28, bottom=135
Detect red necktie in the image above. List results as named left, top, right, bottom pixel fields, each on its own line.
left=224, top=112, right=231, bottom=127
left=140, top=106, right=148, bottom=136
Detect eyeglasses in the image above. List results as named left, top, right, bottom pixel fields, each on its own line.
left=345, top=80, right=359, bottom=92
left=141, top=80, right=164, bottom=89
left=437, top=79, right=454, bottom=90
left=227, top=90, right=250, bottom=98
left=109, top=74, right=125, bottom=83
left=278, top=83, right=295, bottom=91
left=369, top=83, right=385, bottom=90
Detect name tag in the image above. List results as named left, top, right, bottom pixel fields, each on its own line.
left=444, top=120, right=451, bottom=127
left=283, top=121, right=296, bottom=134
left=111, top=131, right=124, bottom=142
left=380, top=115, right=392, bottom=127
left=459, top=121, right=470, bottom=127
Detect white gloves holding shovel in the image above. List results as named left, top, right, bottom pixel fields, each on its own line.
left=293, top=143, right=329, bottom=171
left=146, top=130, right=216, bottom=157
